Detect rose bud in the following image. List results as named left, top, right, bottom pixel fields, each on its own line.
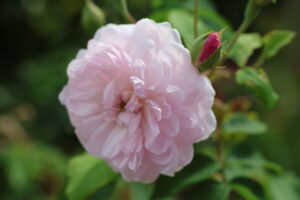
left=190, top=32, right=222, bottom=70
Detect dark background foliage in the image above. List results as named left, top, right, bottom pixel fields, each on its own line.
left=0, top=0, right=299, bottom=199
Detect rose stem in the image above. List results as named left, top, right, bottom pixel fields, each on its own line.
left=194, top=0, right=199, bottom=39
left=120, top=0, right=136, bottom=23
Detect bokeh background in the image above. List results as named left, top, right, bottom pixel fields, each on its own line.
left=0, top=0, right=299, bottom=199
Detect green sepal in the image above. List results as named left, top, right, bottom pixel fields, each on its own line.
left=198, top=45, right=222, bottom=71
left=190, top=33, right=210, bottom=63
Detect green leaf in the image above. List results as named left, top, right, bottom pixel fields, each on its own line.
left=267, top=173, right=300, bottom=200
left=224, top=147, right=282, bottom=183
left=199, top=9, right=232, bottom=31
left=230, top=184, right=260, bottom=200
left=262, top=30, right=295, bottom=60
left=170, top=162, right=220, bottom=194
left=153, top=155, right=220, bottom=198
left=236, top=68, right=279, bottom=109
left=112, top=180, right=154, bottom=200
left=0, top=142, right=66, bottom=199
left=181, top=180, right=230, bottom=200
left=204, top=182, right=230, bottom=200
left=129, top=182, right=154, bottom=200
left=149, top=9, right=172, bottom=22
left=153, top=7, right=232, bottom=47
left=225, top=155, right=267, bottom=183
left=195, top=145, right=218, bottom=161
left=198, top=9, right=234, bottom=41
left=66, top=153, right=117, bottom=200
left=89, top=183, right=116, bottom=200
left=263, top=161, right=283, bottom=173
left=229, top=33, right=262, bottom=67
left=222, top=113, right=267, bottom=135
left=152, top=0, right=216, bottom=14
left=167, top=9, right=210, bottom=47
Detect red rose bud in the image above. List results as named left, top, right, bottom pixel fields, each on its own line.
left=190, top=32, right=222, bottom=70
left=198, top=32, right=221, bottom=63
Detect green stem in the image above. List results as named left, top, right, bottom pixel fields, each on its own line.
left=217, top=0, right=261, bottom=66
left=216, top=128, right=226, bottom=183
left=194, top=0, right=199, bottom=39
left=120, top=0, right=136, bottom=23
left=218, top=21, right=249, bottom=66
left=253, top=53, right=265, bottom=68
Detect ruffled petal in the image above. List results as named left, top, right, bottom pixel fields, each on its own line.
left=59, top=18, right=216, bottom=184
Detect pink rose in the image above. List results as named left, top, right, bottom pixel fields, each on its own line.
left=59, top=19, right=216, bottom=183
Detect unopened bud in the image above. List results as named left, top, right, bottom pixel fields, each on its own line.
left=198, top=32, right=221, bottom=63
left=190, top=32, right=222, bottom=70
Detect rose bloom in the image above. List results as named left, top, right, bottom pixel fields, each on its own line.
left=59, top=19, right=216, bottom=183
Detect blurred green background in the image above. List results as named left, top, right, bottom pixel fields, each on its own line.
left=0, top=0, right=299, bottom=199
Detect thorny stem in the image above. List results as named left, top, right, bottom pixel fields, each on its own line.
left=194, top=0, right=199, bottom=39
left=120, top=0, right=136, bottom=23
